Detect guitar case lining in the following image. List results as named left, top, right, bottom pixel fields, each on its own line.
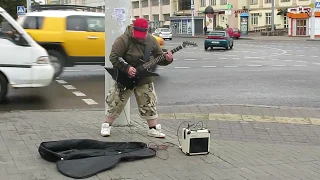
left=38, top=139, right=156, bottom=179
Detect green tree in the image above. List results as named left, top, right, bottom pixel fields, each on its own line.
left=0, top=0, right=26, bottom=18
left=0, top=0, right=42, bottom=19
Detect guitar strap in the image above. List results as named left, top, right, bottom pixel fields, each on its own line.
left=143, top=35, right=153, bottom=63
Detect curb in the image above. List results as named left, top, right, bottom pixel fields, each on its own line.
left=2, top=103, right=319, bottom=113
left=131, top=113, right=320, bottom=126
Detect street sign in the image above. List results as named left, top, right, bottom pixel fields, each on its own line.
left=227, top=4, right=233, bottom=9
left=17, top=6, right=25, bottom=15
left=191, top=5, right=194, bottom=10
left=225, top=10, right=232, bottom=15
left=316, top=2, right=320, bottom=8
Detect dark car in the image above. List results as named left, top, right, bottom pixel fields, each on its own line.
left=204, top=30, right=234, bottom=50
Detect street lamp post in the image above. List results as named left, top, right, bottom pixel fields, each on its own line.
left=104, top=0, right=131, bottom=125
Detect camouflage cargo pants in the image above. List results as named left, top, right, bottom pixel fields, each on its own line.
left=105, top=81, right=158, bottom=120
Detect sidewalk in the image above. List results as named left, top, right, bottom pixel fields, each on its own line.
left=1, top=104, right=320, bottom=180
left=173, top=34, right=319, bottom=41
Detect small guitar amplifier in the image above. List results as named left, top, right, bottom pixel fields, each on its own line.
left=180, top=128, right=210, bottom=156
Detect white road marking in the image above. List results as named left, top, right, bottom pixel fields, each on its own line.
left=224, top=66, right=238, bottom=68
left=232, top=58, right=241, bottom=60
left=296, top=61, right=307, bottom=63
left=73, top=91, right=86, bottom=97
left=185, top=59, right=196, bottom=61
left=293, top=65, right=307, bottom=67
left=65, top=69, right=82, bottom=72
left=55, top=80, right=67, bottom=84
left=219, top=58, right=228, bottom=59
left=247, top=65, right=262, bottom=67
left=173, top=59, right=178, bottom=61
left=82, top=99, right=98, bottom=105
left=63, top=85, right=76, bottom=90
left=298, top=55, right=305, bottom=56
left=201, top=66, right=217, bottom=68
left=90, top=69, right=104, bottom=71
left=272, top=65, right=286, bottom=67
left=313, top=63, right=320, bottom=65
left=225, top=55, right=236, bottom=57
left=312, top=56, right=319, bottom=58
left=283, top=60, right=292, bottom=62
left=174, top=67, right=190, bottom=69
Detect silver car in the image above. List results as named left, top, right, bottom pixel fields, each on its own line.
left=153, top=28, right=172, bottom=40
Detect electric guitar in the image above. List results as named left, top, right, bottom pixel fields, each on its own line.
left=105, top=41, right=198, bottom=90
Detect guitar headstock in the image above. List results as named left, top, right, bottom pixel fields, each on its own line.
left=182, top=41, right=198, bottom=48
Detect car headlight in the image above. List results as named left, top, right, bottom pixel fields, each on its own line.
left=37, top=56, right=50, bottom=64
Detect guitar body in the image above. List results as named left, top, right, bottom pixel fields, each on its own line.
left=105, top=41, right=197, bottom=90
left=105, top=67, right=159, bottom=90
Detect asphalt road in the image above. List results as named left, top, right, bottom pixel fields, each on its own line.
left=2, top=38, right=320, bottom=111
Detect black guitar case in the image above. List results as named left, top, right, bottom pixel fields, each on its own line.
left=38, top=139, right=156, bottom=179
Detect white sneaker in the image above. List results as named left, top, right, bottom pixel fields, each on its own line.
left=148, top=124, right=165, bottom=138
left=101, top=123, right=111, bottom=137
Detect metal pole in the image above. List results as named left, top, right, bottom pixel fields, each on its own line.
left=105, top=0, right=131, bottom=125
left=310, top=0, right=316, bottom=39
left=191, top=0, right=195, bottom=36
left=27, top=0, right=32, bottom=13
left=271, top=0, right=275, bottom=32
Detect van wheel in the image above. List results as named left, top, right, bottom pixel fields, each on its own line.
left=0, top=74, right=8, bottom=104
left=48, top=50, right=65, bottom=78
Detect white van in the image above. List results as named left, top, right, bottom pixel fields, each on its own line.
left=0, top=7, right=54, bottom=103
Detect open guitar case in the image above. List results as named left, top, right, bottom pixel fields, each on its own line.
left=38, top=139, right=156, bottom=179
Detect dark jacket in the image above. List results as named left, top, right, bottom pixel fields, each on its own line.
left=109, top=25, right=172, bottom=85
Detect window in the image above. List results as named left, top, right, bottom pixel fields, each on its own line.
left=143, top=15, right=149, bottom=20
left=162, top=0, right=170, bottom=5
left=87, top=17, right=105, bottom=32
left=284, top=16, right=288, bottom=28
left=265, top=0, right=271, bottom=3
left=265, top=13, right=271, bottom=25
left=66, top=16, right=105, bottom=32
left=200, top=0, right=206, bottom=7
left=21, top=16, right=44, bottom=29
left=281, top=0, right=290, bottom=1
left=210, top=0, right=216, bottom=5
left=151, top=0, right=159, bottom=6
left=163, top=14, right=170, bottom=21
left=153, top=14, right=159, bottom=21
left=250, top=13, right=259, bottom=25
left=250, top=0, right=258, bottom=4
left=141, top=0, right=148, bottom=7
left=132, top=1, right=139, bottom=9
left=220, top=0, right=227, bottom=5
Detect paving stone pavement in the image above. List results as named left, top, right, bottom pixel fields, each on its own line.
left=1, top=104, right=320, bottom=180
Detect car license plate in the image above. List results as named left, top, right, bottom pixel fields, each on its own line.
left=211, top=41, right=219, bottom=43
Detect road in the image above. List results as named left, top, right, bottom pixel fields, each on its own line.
left=2, top=38, right=320, bottom=111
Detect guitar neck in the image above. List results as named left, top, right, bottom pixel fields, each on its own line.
left=139, top=45, right=184, bottom=71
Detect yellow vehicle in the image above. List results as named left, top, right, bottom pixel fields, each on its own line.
left=17, top=10, right=165, bottom=78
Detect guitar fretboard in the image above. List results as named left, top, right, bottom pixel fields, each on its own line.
left=140, top=45, right=183, bottom=70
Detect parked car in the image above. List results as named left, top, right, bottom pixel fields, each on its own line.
left=0, top=7, right=54, bottom=103
left=153, top=28, right=172, bottom=40
left=204, top=30, right=233, bottom=50
left=17, top=9, right=167, bottom=78
left=225, top=28, right=241, bottom=39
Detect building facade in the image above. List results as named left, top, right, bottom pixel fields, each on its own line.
left=131, top=0, right=174, bottom=28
